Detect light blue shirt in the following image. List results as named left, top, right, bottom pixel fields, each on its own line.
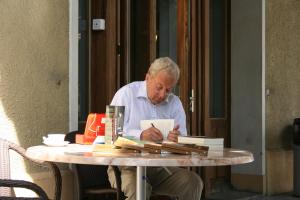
left=110, top=81, right=187, bottom=139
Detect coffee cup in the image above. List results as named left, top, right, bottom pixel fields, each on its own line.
left=43, top=133, right=66, bottom=143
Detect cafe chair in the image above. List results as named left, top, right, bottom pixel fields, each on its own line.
left=0, top=137, right=62, bottom=200
left=65, top=131, right=125, bottom=200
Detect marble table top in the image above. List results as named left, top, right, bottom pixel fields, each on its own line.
left=26, top=144, right=254, bottom=167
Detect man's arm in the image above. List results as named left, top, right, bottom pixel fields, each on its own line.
left=167, top=97, right=187, bottom=142
left=110, top=86, right=144, bottom=139
left=173, top=97, right=187, bottom=136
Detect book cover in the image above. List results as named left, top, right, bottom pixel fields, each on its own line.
left=178, top=136, right=224, bottom=145
left=162, top=142, right=209, bottom=155
left=205, top=144, right=224, bottom=150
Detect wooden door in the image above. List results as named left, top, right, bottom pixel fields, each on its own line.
left=201, top=0, right=231, bottom=196
left=87, top=0, right=156, bottom=120
left=178, top=0, right=230, bottom=196
left=90, top=0, right=118, bottom=114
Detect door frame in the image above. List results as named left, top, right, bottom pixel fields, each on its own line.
left=72, top=0, right=231, bottom=196
left=69, top=0, right=79, bottom=131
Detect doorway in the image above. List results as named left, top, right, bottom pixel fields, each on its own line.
left=78, top=0, right=231, bottom=196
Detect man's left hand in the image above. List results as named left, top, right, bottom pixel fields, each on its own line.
left=167, top=124, right=180, bottom=142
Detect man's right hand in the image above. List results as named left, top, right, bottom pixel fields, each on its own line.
left=140, top=127, right=163, bottom=142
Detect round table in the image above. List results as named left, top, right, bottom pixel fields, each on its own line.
left=26, top=144, right=254, bottom=200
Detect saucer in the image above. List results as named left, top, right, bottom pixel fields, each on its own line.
left=93, top=136, right=105, bottom=144
left=43, top=140, right=70, bottom=147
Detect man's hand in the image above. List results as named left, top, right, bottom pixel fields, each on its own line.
left=167, top=124, right=180, bottom=142
left=140, top=127, right=163, bottom=142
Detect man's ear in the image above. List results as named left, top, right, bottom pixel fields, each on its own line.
left=145, top=73, right=150, bottom=81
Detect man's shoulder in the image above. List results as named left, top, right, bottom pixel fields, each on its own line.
left=120, top=81, right=143, bottom=91
left=127, top=81, right=143, bottom=89
left=168, top=93, right=181, bottom=103
left=116, top=81, right=144, bottom=97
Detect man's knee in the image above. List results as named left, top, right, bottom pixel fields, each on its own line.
left=120, top=169, right=136, bottom=198
left=122, top=179, right=136, bottom=199
left=121, top=168, right=152, bottom=200
left=189, top=171, right=203, bottom=192
left=179, top=170, right=203, bottom=195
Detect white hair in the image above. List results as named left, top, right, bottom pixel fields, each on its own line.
left=148, top=57, right=180, bottom=82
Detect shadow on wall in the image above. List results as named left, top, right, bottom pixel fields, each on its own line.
left=0, top=1, right=69, bottom=147
left=280, top=125, right=293, bottom=150
left=0, top=0, right=69, bottom=174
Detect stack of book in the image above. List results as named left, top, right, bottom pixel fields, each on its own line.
left=109, top=137, right=209, bottom=155
left=178, top=136, right=224, bottom=150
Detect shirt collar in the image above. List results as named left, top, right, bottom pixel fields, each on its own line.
left=136, top=81, right=172, bottom=104
left=137, top=81, right=148, bottom=98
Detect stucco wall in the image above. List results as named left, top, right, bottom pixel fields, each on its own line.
left=231, top=0, right=300, bottom=194
left=266, top=0, right=300, bottom=149
left=265, top=0, right=300, bottom=194
left=0, top=0, right=70, bottom=197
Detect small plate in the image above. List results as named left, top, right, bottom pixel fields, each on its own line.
left=43, top=140, right=70, bottom=147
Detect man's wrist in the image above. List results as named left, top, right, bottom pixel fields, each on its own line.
left=140, top=131, right=144, bottom=140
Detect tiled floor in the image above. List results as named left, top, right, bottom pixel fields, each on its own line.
left=201, top=179, right=300, bottom=200
left=203, top=180, right=300, bottom=200
left=205, top=189, right=300, bottom=200
left=242, top=194, right=300, bottom=200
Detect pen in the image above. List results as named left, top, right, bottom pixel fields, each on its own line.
left=151, top=123, right=164, bottom=144
left=151, top=123, right=155, bottom=128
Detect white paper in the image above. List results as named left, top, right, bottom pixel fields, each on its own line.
left=140, top=119, right=174, bottom=139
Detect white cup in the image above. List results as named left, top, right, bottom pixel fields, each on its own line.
left=43, top=133, right=66, bottom=143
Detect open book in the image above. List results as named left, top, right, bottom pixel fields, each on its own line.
left=140, top=119, right=174, bottom=139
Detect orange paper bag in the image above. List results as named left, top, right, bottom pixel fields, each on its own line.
left=82, top=113, right=106, bottom=144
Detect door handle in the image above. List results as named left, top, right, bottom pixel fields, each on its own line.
left=190, top=89, right=195, bottom=112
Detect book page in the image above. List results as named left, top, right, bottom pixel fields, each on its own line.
left=140, top=119, right=174, bottom=139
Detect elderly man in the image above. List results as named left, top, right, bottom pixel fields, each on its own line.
left=107, top=57, right=203, bottom=200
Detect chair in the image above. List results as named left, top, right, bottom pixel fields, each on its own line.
left=65, top=131, right=125, bottom=200
left=0, top=137, right=62, bottom=200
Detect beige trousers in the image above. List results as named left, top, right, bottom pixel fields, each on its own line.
left=107, top=166, right=203, bottom=200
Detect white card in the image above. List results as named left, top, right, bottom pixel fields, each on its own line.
left=140, top=119, right=174, bottom=139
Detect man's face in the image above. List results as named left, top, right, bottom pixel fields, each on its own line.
left=146, top=70, right=177, bottom=105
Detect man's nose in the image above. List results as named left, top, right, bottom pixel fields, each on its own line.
left=159, top=89, right=167, bottom=98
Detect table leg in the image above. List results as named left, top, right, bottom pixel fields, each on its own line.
left=136, top=166, right=146, bottom=200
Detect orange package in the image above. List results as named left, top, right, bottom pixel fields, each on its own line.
left=76, top=113, right=106, bottom=144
